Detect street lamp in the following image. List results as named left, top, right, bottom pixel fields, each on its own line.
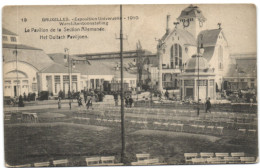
left=64, top=48, right=72, bottom=98
left=13, top=50, right=19, bottom=97
left=197, top=35, right=204, bottom=116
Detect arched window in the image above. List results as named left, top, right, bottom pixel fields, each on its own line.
left=218, top=46, right=223, bottom=69
left=179, top=46, right=182, bottom=66
left=170, top=45, right=174, bottom=68
left=170, top=43, right=182, bottom=69
left=174, top=43, right=182, bottom=68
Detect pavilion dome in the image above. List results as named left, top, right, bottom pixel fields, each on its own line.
left=185, top=54, right=209, bottom=71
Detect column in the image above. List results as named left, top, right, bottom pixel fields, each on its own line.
left=182, top=79, right=185, bottom=100
left=213, top=79, right=215, bottom=100
left=52, top=74, right=55, bottom=95
left=61, top=75, right=64, bottom=91
left=194, top=79, right=197, bottom=100
left=158, top=49, right=163, bottom=91
left=206, top=79, right=209, bottom=99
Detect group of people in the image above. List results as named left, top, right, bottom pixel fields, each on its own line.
left=113, top=92, right=134, bottom=108
left=125, top=96, right=134, bottom=108
left=77, top=96, right=93, bottom=109
left=57, top=95, right=94, bottom=110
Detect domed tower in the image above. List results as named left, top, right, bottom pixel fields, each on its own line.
left=180, top=54, right=216, bottom=101
left=185, top=54, right=210, bottom=72
left=177, top=5, right=206, bottom=39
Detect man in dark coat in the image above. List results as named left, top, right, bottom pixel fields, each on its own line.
left=18, top=95, right=24, bottom=107
left=125, top=97, right=129, bottom=108
left=129, top=96, right=134, bottom=108
left=205, top=97, right=211, bottom=113
left=87, top=97, right=93, bottom=109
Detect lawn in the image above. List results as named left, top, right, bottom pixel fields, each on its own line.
left=4, top=122, right=258, bottom=166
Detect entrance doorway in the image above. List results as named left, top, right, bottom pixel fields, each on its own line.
left=186, top=88, right=193, bottom=99
left=14, top=86, right=17, bottom=97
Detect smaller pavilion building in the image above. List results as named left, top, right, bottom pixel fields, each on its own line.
left=180, top=54, right=216, bottom=101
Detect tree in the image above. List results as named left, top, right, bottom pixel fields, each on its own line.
left=136, top=40, right=149, bottom=89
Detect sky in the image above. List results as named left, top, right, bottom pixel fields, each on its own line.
left=2, top=4, right=256, bottom=55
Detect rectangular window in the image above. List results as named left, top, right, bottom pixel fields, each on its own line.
left=4, top=80, right=11, bottom=85
left=32, top=83, right=37, bottom=91
left=210, top=79, right=214, bottom=86
left=184, top=80, right=194, bottom=86
left=10, top=37, right=17, bottom=42
left=22, top=80, right=28, bottom=84
left=13, top=80, right=20, bottom=84
left=63, top=75, right=69, bottom=82
left=197, top=80, right=207, bottom=86
left=72, top=75, right=77, bottom=81
left=54, top=75, right=60, bottom=83
left=251, top=83, right=255, bottom=88
left=54, top=76, right=61, bottom=93
left=251, top=79, right=255, bottom=82
left=3, top=36, right=8, bottom=41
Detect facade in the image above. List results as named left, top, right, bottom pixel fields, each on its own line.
left=2, top=27, right=140, bottom=97
left=158, top=5, right=231, bottom=100
left=3, top=28, right=54, bottom=97
left=223, top=53, right=257, bottom=91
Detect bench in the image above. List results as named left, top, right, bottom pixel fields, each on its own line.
left=131, top=158, right=161, bottom=165
left=100, top=156, right=115, bottom=164
left=136, top=153, right=150, bottom=162
left=34, top=162, right=49, bottom=167
left=184, top=153, right=198, bottom=163
left=216, top=126, right=224, bottom=135
left=12, top=164, right=31, bottom=167
left=177, top=123, right=184, bottom=132
left=200, top=152, right=214, bottom=158
left=191, top=158, right=206, bottom=164
left=207, top=126, right=215, bottom=131
left=53, top=159, right=69, bottom=166
left=142, top=158, right=161, bottom=165
left=215, top=153, right=229, bottom=158
left=238, top=129, right=246, bottom=134
left=85, top=157, right=100, bottom=166
left=231, top=152, right=245, bottom=157
left=240, top=157, right=256, bottom=163
left=224, top=156, right=240, bottom=163
left=248, top=129, right=257, bottom=136
left=207, top=157, right=225, bottom=164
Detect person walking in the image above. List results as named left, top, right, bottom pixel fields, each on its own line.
left=58, top=97, right=61, bottom=109
left=114, top=92, right=119, bottom=106
left=78, top=96, right=83, bottom=107
left=18, top=95, right=25, bottom=107
left=87, top=97, right=93, bottom=109
left=205, top=97, right=211, bottom=113
left=125, top=96, right=129, bottom=108
left=69, top=98, right=72, bottom=110
left=165, top=90, right=169, bottom=100
left=129, top=96, right=134, bottom=108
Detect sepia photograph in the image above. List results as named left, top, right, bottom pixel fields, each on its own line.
left=2, top=4, right=258, bottom=167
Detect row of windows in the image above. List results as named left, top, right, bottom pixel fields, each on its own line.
left=52, top=75, right=78, bottom=83
left=179, top=18, right=194, bottom=22
left=183, top=80, right=214, bottom=86
left=229, top=79, right=255, bottom=82
left=2, top=35, right=17, bottom=42
left=5, top=80, right=28, bottom=85
left=4, top=85, right=29, bottom=89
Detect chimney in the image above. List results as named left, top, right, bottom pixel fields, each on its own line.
left=166, top=14, right=171, bottom=34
